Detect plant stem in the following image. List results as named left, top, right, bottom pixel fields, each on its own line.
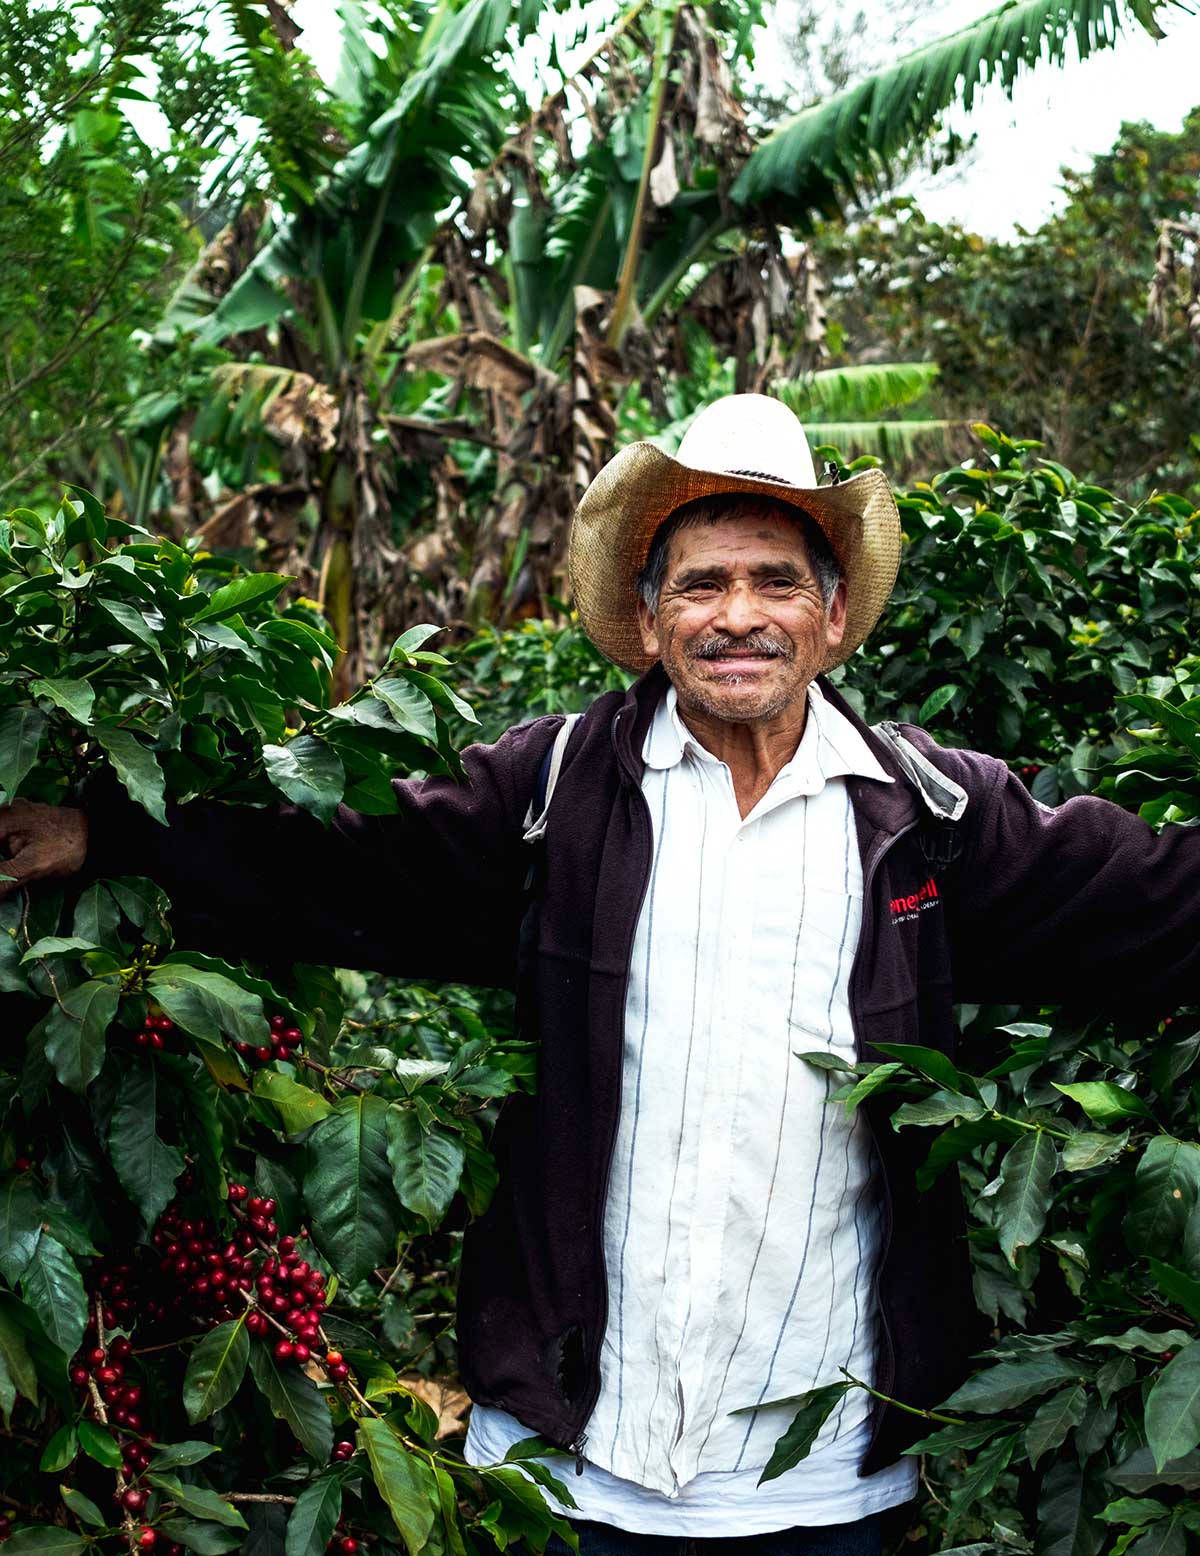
left=607, top=0, right=680, bottom=351
left=838, top=1369, right=968, bottom=1427
left=342, top=166, right=400, bottom=354
left=990, top=1111, right=1074, bottom=1142
left=89, top=1297, right=140, bottom=1553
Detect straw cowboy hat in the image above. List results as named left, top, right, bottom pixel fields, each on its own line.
left=569, top=393, right=902, bottom=674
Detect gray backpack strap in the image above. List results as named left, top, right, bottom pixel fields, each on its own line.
left=522, top=713, right=583, bottom=844
left=872, top=721, right=968, bottom=822
left=873, top=721, right=968, bottom=870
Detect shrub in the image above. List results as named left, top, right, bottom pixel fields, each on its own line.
left=0, top=493, right=576, bottom=1556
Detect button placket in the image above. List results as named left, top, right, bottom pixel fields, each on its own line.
left=674, top=808, right=759, bottom=1485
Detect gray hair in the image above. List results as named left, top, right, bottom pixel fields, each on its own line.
left=635, top=494, right=844, bottom=614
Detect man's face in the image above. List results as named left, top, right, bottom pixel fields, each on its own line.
left=636, top=511, right=847, bottom=726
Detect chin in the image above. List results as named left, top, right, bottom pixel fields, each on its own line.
left=685, top=675, right=798, bottom=724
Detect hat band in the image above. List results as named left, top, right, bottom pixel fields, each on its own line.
left=726, top=467, right=798, bottom=483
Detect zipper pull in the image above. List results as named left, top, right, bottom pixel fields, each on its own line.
left=567, top=1431, right=587, bottom=1475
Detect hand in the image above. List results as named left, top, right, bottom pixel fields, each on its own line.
left=0, top=799, right=88, bottom=901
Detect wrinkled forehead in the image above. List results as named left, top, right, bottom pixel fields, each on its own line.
left=663, top=510, right=819, bottom=573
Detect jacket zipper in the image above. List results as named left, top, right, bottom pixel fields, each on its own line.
left=849, top=815, right=917, bottom=1463
left=561, top=708, right=655, bottom=1457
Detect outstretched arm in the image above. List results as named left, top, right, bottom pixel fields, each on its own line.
left=1, top=715, right=562, bottom=989
left=909, top=734, right=1200, bottom=1012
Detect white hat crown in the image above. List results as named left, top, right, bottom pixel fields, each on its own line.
left=675, top=393, right=818, bottom=491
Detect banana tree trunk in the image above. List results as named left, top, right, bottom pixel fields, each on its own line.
left=317, top=377, right=399, bottom=700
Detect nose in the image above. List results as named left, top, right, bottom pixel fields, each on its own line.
left=712, top=579, right=767, bottom=636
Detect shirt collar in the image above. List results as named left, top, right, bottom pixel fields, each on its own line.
left=642, top=681, right=894, bottom=792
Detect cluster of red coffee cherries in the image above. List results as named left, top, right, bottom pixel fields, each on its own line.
left=1018, top=763, right=1042, bottom=785
left=133, top=1014, right=177, bottom=1052
left=227, top=1183, right=349, bottom=1382
left=49, top=1174, right=361, bottom=1556
left=0, top=1515, right=12, bottom=1543
left=152, top=1198, right=259, bottom=1326
left=92, top=1255, right=166, bottom=1332
left=68, top=1335, right=144, bottom=1432
left=65, top=1326, right=176, bottom=1551
left=235, top=1013, right=303, bottom=1068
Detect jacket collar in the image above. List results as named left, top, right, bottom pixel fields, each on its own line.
left=614, top=664, right=926, bottom=839
left=642, top=681, right=893, bottom=793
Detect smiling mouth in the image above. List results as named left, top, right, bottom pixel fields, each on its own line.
left=701, top=654, right=777, bottom=673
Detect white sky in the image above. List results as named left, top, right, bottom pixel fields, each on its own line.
left=857, top=1, right=1200, bottom=237
left=290, top=0, right=1200, bottom=241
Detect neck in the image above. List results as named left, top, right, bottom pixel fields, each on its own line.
left=675, top=687, right=811, bottom=819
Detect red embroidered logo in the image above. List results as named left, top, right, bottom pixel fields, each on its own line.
left=888, top=877, right=940, bottom=921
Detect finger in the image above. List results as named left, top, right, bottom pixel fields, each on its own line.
left=0, top=856, right=29, bottom=901
left=0, top=799, right=33, bottom=843
left=0, top=839, right=61, bottom=899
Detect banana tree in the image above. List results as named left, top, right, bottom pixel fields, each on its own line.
left=150, top=0, right=1184, bottom=685
left=773, top=361, right=965, bottom=462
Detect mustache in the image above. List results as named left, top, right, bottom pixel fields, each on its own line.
left=689, top=633, right=791, bottom=661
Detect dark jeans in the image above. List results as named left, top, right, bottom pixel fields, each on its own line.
left=545, top=1512, right=883, bottom=1556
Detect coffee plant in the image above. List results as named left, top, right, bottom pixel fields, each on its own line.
left=0, top=493, right=577, bottom=1556
left=456, top=618, right=630, bottom=747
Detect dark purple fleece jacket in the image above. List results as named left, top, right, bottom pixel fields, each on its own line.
left=85, top=665, right=1200, bottom=1476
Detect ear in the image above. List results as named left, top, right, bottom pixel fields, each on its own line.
left=636, top=596, right=661, bottom=660
left=824, top=577, right=848, bottom=654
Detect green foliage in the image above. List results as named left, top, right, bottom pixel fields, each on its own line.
left=787, top=986, right=1200, bottom=1544
left=0, top=1, right=343, bottom=501
left=835, top=425, right=1200, bottom=788
left=733, top=0, right=1178, bottom=207
left=0, top=491, right=573, bottom=1554
left=819, top=108, right=1200, bottom=496
left=457, top=618, right=632, bottom=745
left=775, top=362, right=940, bottom=421
left=0, top=494, right=479, bottom=816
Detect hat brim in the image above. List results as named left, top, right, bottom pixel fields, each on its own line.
left=568, top=442, right=902, bottom=674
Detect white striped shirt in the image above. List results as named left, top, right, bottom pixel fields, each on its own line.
left=468, top=682, right=917, bottom=1532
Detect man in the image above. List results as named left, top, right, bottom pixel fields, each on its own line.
left=4, top=395, right=1199, bottom=1555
